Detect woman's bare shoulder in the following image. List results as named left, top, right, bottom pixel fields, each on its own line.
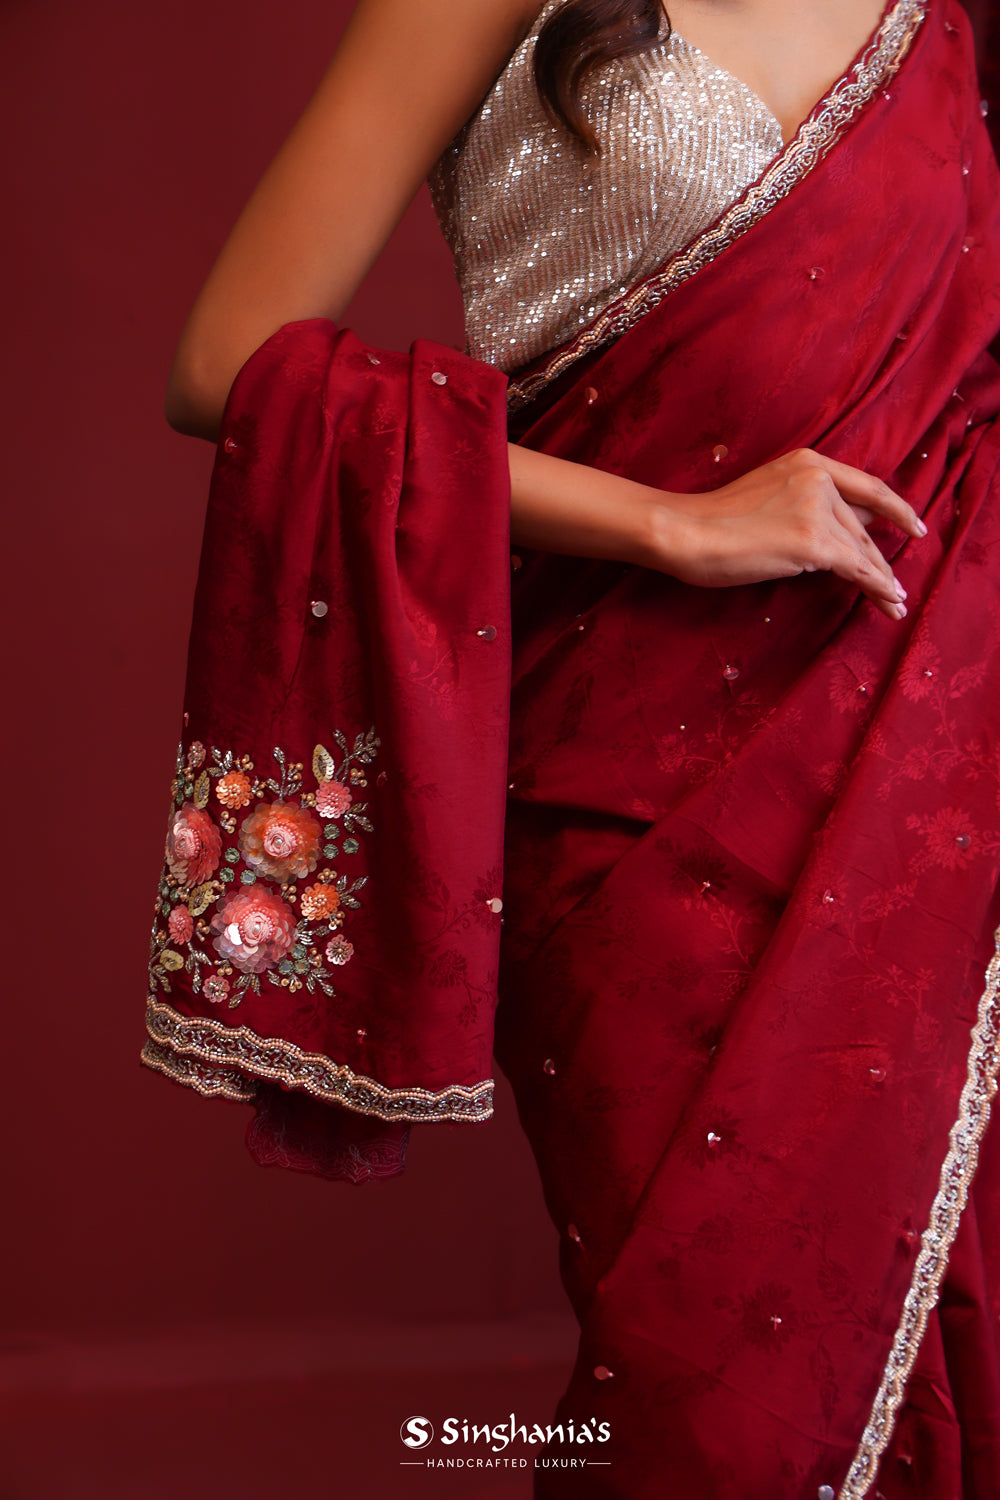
left=335, top=0, right=545, bottom=148
left=166, top=0, right=548, bottom=436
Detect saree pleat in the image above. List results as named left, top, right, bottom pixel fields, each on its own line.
left=493, top=0, right=1000, bottom=1492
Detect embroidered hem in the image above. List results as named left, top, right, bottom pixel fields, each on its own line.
left=839, top=923, right=1000, bottom=1497
left=505, top=0, right=928, bottom=413
left=140, top=997, right=495, bottom=1123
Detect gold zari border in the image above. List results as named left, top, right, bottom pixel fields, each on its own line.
left=839, top=924, right=1000, bottom=1497
left=141, top=997, right=494, bottom=1123
left=505, top=0, right=928, bottom=413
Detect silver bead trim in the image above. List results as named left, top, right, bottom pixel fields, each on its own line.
left=505, top=0, right=927, bottom=413
left=838, top=922, right=1000, bottom=1497
left=141, top=996, right=495, bottom=1123
left=141, top=1035, right=259, bottom=1102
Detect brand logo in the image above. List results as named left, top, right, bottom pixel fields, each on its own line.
left=400, top=1416, right=434, bottom=1449
left=399, top=1412, right=611, bottom=1453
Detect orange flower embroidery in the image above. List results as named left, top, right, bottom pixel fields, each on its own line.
left=216, top=770, right=253, bottom=809
left=301, top=883, right=341, bottom=920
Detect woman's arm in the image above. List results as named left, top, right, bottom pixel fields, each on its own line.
left=509, top=443, right=921, bottom=621
left=165, top=0, right=540, bottom=433
left=167, top=0, right=923, bottom=621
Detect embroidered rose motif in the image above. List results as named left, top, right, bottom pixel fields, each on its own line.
left=151, top=733, right=379, bottom=1007
left=239, top=800, right=321, bottom=882
left=203, top=972, right=231, bottom=1003
left=316, top=780, right=352, bottom=818
left=301, top=883, right=340, bottom=919
left=210, top=886, right=296, bottom=974
left=216, top=770, right=253, bottom=809
left=166, top=803, right=222, bottom=888
left=167, top=905, right=194, bottom=944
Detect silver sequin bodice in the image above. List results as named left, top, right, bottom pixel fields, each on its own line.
left=427, top=0, right=784, bottom=372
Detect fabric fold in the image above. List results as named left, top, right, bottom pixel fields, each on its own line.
left=141, top=319, right=512, bottom=1184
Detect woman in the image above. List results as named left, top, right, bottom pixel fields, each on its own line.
left=145, top=0, right=1000, bottom=1493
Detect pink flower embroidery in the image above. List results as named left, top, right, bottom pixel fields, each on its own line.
left=238, top=800, right=321, bottom=882
left=167, top=905, right=194, bottom=944
left=166, top=803, right=222, bottom=888
left=316, top=780, right=353, bottom=818
left=186, top=741, right=206, bottom=769
left=210, top=886, right=296, bottom=974
left=325, top=936, right=354, bottom=965
left=203, top=972, right=231, bottom=1003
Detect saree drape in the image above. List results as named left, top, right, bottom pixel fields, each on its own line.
left=140, top=0, right=1000, bottom=1492
left=493, top=0, right=1000, bottom=1495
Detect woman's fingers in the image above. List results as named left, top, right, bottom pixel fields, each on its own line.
left=821, top=539, right=906, bottom=618
left=833, top=494, right=905, bottom=589
left=829, top=497, right=908, bottom=617
left=787, top=449, right=927, bottom=538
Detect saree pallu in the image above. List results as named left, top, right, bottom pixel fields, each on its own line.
left=493, top=0, right=1000, bottom=1495
left=141, top=327, right=513, bottom=1183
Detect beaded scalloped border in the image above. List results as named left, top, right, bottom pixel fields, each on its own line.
left=838, top=922, right=1000, bottom=1497
left=505, top=0, right=928, bottom=413
left=141, top=997, right=495, bottom=1123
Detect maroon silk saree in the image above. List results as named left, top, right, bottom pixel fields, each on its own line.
left=495, top=0, right=1000, bottom=1495
left=141, top=0, right=1000, bottom=1493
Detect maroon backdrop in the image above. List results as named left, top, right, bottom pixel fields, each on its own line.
left=0, top=0, right=563, bottom=1344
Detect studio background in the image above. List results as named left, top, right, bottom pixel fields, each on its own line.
left=0, top=1, right=572, bottom=1496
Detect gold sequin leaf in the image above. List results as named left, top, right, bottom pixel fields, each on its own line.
left=312, top=743, right=336, bottom=783
left=159, top=950, right=184, bottom=972
left=188, top=883, right=217, bottom=917
left=193, top=770, right=211, bottom=809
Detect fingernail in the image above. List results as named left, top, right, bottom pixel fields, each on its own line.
left=896, top=582, right=907, bottom=600
left=896, top=603, right=908, bottom=618
left=915, top=519, right=928, bottom=536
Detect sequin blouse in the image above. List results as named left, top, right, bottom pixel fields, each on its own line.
left=427, top=0, right=785, bottom=373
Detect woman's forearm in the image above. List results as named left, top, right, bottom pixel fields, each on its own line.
left=508, top=440, right=920, bottom=620
left=508, top=440, right=685, bottom=572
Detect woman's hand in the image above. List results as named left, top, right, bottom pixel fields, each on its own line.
left=650, top=448, right=927, bottom=621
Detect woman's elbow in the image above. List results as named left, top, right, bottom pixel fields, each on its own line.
left=164, top=353, right=227, bottom=443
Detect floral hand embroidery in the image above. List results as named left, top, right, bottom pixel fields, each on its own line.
left=149, top=729, right=379, bottom=1008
